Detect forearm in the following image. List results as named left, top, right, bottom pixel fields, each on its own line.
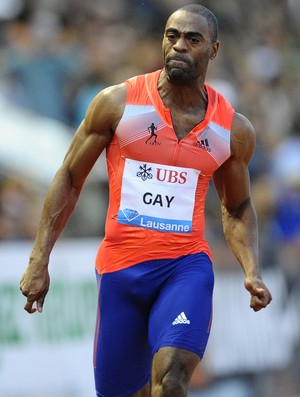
left=31, top=167, right=81, bottom=263
left=222, top=198, right=261, bottom=278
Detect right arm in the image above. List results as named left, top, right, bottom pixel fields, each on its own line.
left=213, top=112, right=272, bottom=311
left=20, top=83, right=126, bottom=314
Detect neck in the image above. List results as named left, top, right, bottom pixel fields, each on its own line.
left=158, top=69, right=207, bottom=110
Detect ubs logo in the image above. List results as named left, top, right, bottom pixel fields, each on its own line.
left=136, top=164, right=153, bottom=181
left=136, top=163, right=187, bottom=185
left=156, top=168, right=187, bottom=184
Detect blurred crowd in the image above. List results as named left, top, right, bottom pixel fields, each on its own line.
left=0, top=0, right=300, bottom=395
left=1, top=0, right=300, bottom=243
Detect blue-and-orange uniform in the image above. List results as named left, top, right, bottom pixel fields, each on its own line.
left=93, top=70, right=234, bottom=397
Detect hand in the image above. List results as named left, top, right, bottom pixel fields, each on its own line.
left=20, top=261, right=50, bottom=314
left=244, top=276, right=272, bottom=312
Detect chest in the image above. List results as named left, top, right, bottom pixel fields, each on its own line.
left=111, top=104, right=230, bottom=179
left=170, top=108, right=206, bottom=141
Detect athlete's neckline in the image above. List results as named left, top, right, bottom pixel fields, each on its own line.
left=145, top=69, right=215, bottom=141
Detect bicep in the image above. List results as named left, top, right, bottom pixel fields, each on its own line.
left=63, top=122, right=111, bottom=189
left=213, top=158, right=251, bottom=213
left=60, top=84, right=126, bottom=189
left=213, top=112, right=256, bottom=212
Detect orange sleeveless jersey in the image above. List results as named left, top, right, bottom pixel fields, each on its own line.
left=95, top=70, right=234, bottom=274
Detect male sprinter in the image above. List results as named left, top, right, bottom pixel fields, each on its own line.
left=20, top=4, right=272, bottom=397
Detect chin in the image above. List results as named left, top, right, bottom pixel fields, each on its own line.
left=168, top=70, right=194, bottom=84
left=166, top=66, right=183, bottom=77
left=165, top=65, right=196, bottom=84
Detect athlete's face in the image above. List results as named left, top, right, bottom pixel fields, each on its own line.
left=162, top=10, right=219, bottom=84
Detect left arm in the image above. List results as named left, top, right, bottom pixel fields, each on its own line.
left=213, top=112, right=272, bottom=311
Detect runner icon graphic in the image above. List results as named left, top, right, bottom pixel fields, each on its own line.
left=146, top=123, right=158, bottom=143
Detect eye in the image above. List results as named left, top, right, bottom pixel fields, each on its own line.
left=189, top=37, right=200, bottom=44
left=166, top=33, right=177, bottom=41
left=165, top=30, right=179, bottom=42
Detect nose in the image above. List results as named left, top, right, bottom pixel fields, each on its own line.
left=173, top=36, right=187, bottom=52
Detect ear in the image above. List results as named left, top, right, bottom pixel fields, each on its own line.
left=210, top=40, right=220, bottom=60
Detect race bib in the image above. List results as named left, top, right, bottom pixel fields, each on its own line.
left=117, top=158, right=200, bottom=233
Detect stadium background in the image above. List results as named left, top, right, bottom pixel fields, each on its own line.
left=0, top=0, right=300, bottom=396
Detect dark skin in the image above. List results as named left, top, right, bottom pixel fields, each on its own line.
left=20, top=8, right=272, bottom=397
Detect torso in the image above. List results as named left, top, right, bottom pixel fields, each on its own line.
left=95, top=69, right=234, bottom=274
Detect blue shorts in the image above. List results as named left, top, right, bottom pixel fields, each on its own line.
left=93, top=252, right=214, bottom=397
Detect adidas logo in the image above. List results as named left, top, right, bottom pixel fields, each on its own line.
left=172, top=312, right=190, bottom=325
left=194, top=138, right=211, bottom=152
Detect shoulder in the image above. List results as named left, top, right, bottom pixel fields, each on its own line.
left=232, top=112, right=255, bottom=137
left=85, top=83, right=127, bottom=134
left=231, top=112, right=256, bottom=162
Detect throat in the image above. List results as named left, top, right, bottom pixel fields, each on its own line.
left=157, top=73, right=208, bottom=140
left=170, top=108, right=206, bottom=141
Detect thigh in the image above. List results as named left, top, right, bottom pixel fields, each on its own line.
left=148, top=253, right=214, bottom=359
left=94, top=270, right=152, bottom=397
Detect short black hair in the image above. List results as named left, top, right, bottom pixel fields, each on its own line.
left=177, top=4, right=219, bottom=42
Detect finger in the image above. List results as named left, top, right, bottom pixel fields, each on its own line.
left=250, top=294, right=270, bottom=311
left=245, top=280, right=264, bottom=295
left=250, top=300, right=265, bottom=311
left=247, top=282, right=269, bottom=298
left=24, top=299, right=37, bottom=314
left=244, top=279, right=257, bottom=294
left=20, top=287, right=29, bottom=297
left=250, top=301, right=264, bottom=311
left=19, top=280, right=26, bottom=293
left=20, top=279, right=30, bottom=297
left=37, top=297, right=45, bottom=313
